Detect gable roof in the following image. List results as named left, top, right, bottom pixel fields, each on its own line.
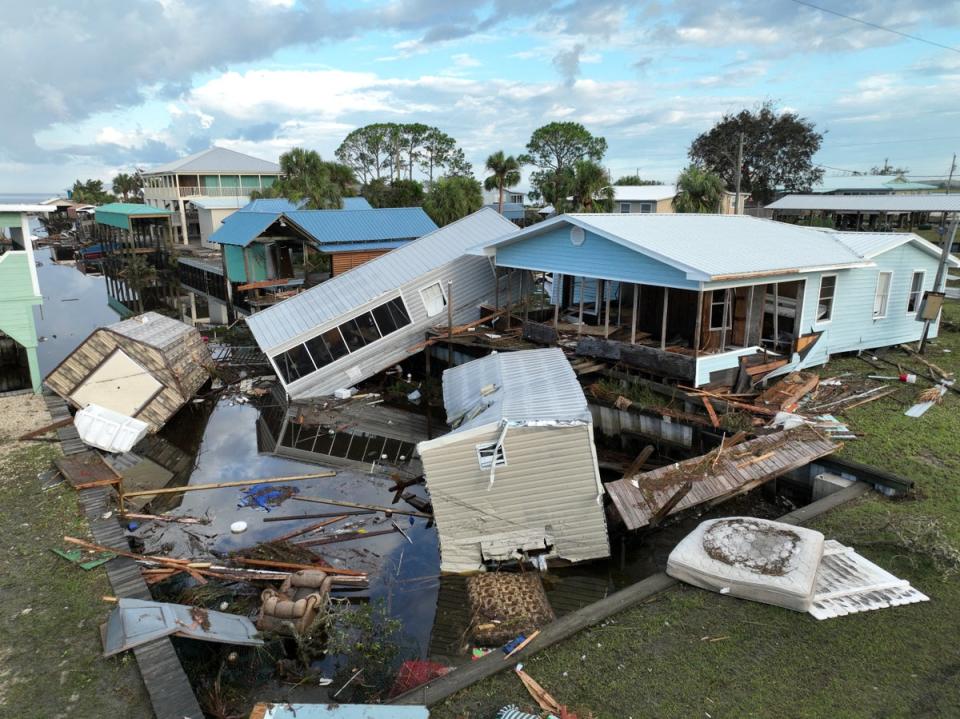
left=342, top=196, right=373, bottom=210
left=208, top=211, right=280, bottom=247
left=829, top=230, right=960, bottom=266
left=612, top=185, right=678, bottom=202
left=245, top=208, right=518, bottom=352
left=767, top=194, right=960, bottom=212
left=143, top=146, right=280, bottom=175
left=422, top=347, right=591, bottom=447
left=485, top=213, right=886, bottom=281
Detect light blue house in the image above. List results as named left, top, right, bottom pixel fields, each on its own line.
left=481, top=213, right=958, bottom=387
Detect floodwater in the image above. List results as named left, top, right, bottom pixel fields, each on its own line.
left=138, top=398, right=442, bottom=659
left=33, top=247, right=120, bottom=375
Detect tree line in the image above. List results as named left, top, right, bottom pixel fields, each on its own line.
left=69, top=102, right=830, bottom=226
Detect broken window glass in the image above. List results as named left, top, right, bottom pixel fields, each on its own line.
left=274, top=345, right=315, bottom=384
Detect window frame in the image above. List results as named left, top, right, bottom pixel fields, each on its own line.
left=873, top=271, right=893, bottom=320
left=419, top=282, right=447, bottom=317
left=619, top=202, right=631, bottom=214
left=476, top=441, right=507, bottom=470
left=709, top=289, right=733, bottom=331
left=816, top=273, right=837, bottom=324
left=639, top=202, right=654, bottom=213
left=906, top=270, right=925, bottom=314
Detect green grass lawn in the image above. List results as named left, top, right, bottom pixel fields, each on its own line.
left=0, top=441, right=152, bottom=719
left=433, top=302, right=960, bottom=719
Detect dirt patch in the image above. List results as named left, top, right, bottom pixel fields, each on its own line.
left=703, top=518, right=801, bottom=576
left=0, top=394, right=52, bottom=463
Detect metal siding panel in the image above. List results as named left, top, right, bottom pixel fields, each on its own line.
left=285, top=208, right=437, bottom=244
left=421, top=425, right=609, bottom=572
left=245, top=209, right=517, bottom=352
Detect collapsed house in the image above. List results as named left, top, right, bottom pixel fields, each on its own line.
left=480, top=214, right=959, bottom=387
left=245, top=208, right=519, bottom=400
left=45, top=312, right=211, bottom=432
left=417, top=347, right=610, bottom=573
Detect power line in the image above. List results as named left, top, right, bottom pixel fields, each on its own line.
left=787, top=0, right=960, bottom=54
left=827, top=136, right=960, bottom=149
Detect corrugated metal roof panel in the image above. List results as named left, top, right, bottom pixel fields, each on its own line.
left=238, top=198, right=306, bottom=213
left=284, top=207, right=437, bottom=244
left=314, top=240, right=409, bottom=253
left=208, top=211, right=279, bottom=247
left=812, top=175, right=938, bottom=193
left=143, top=146, right=280, bottom=175
left=440, top=347, right=591, bottom=434
left=767, top=194, right=960, bottom=212
left=245, top=208, right=517, bottom=352
left=188, top=197, right=249, bottom=210
left=488, top=214, right=874, bottom=280
left=342, top=196, right=373, bottom=210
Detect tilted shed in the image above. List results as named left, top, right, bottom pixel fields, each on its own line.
left=417, top=347, right=610, bottom=573
left=45, top=312, right=211, bottom=432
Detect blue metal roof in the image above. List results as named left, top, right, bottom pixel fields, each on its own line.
left=312, top=239, right=409, bottom=253
left=284, top=207, right=437, bottom=244
left=239, top=198, right=306, bottom=213
left=342, top=196, right=373, bottom=210
left=208, top=211, right=280, bottom=247
left=483, top=202, right=525, bottom=220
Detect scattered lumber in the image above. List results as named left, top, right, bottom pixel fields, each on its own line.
left=757, top=372, right=820, bottom=412
left=19, top=417, right=74, bottom=441
left=231, top=557, right=366, bottom=578
left=120, top=472, right=337, bottom=508
left=270, top=515, right=348, bottom=543
left=293, top=495, right=432, bottom=518
left=623, top=445, right=655, bottom=480
left=295, top=527, right=398, bottom=547
left=702, top=397, right=720, bottom=428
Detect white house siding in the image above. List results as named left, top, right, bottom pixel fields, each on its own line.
left=419, top=423, right=610, bottom=573
left=279, top=255, right=503, bottom=398
left=198, top=208, right=237, bottom=247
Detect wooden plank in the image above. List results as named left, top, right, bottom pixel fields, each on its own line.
left=19, top=416, right=75, bottom=440
left=55, top=450, right=122, bottom=489
left=702, top=397, right=720, bottom=428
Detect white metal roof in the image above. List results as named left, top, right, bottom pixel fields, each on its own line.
left=611, top=184, right=678, bottom=202
left=767, top=194, right=960, bottom=212
left=0, top=204, right=56, bottom=213
left=244, top=208, right=519, bottom=352
left=486, top=213, right=887, bottom=281
left=188, top=197, right=249, bottom=210
left=143, top=146, right=280, bottom=175
left=436, top=347, right=592, bottom=438
left=811, top=175, right=937, bottom=193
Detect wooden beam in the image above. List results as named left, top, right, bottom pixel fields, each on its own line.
left=631, top=284, right=639, bottom=345
left=604, top=281, right=611, bottom=339
left=19, top=417, right=74, bottom=441
left=121, top=472, right=336, bottom=500
left=293, top=495, right=432, bottom=518
left=553, top=273, right=561, bottom=327
left=660, top=287, right=669, bottom=350
left=693, top=289, right=704, bottom=359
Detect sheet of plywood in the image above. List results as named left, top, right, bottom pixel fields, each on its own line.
left=70, top=349, right=162, bottom=417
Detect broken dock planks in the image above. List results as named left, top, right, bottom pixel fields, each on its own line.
left=604, top=426, right=839, bottom=531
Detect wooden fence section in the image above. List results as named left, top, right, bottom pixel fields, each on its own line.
left=605, top=427, right=839, bottom=531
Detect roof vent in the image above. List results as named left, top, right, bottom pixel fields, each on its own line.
left=570, top=226, right=585, bottom=246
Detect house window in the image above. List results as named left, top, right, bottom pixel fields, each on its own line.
left=420, top=282, right=447, bottom=317
left=476, top=441, right=507, bottom=469
left=907, top=271, right=924, bottom=313
left=709, top=289, right=733, bottom=331
left=873, top=271, right=892, bottom=319
left=270, top=296, right=411, bottom=386
left=639, top=203, right=654, bottom=213
left=816, top=275, right=837, bottom=322
left=619, top=202, right=631, bottom=213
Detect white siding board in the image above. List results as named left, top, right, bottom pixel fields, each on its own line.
left=420, top=424, right=609, bottom=573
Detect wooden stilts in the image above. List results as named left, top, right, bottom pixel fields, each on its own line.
left=693, top=289, right=704, bottom=358
left=631, top=284, right=639, bottom=345
left=660, top=287, right=669, bottom=350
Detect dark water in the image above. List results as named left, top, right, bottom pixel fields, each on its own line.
left=139, top=399, right=442, bottom=658
left=33, top=247, right=121, bottom=375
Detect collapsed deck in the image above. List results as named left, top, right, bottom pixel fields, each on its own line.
left=605, top=426, right=839, bottom=531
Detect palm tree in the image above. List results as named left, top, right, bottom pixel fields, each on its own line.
left=483, top=151, right=522, bottom=214
left=119, top=255, right=157, bottom=314
left=674, top=166, right=726, bottom=213
left=569, top=160, right=614, bottom=212
left=112, top=173, right=137, bottom=202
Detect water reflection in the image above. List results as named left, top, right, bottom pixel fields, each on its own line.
left=33, top=247, right=120, bottom=375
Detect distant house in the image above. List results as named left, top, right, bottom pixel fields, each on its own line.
left=481, top=213, right=959, bottom=388
left=208, top=207, right=438, bottom=311
left=483, top=189, right=528, bottom=225
left=417, top=347, right=610, bottom=573
left=244, top=208, right=519, bottom=400
left=805, top=175, right=938, bottom=196
left=0, top=204, right=54, bottom=392
left=91, top=203, right=176, bottom=317
left=767, top=193, right=960, bottom=232
left=45, top=312, right=211, bottom=432
left=141, top=146, right=281, bottom=244
left=539, top=185, right=747, bottom=217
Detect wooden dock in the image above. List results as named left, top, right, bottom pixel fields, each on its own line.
left=44, top=394, right=203, bottom=719
left=605, top=427, right=839, bottom=531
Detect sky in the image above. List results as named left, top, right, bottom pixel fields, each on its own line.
left=3, top=0, right=960, bottom=194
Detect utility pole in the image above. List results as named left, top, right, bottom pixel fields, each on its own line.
left=733, top=132, right=744, bottom=215
left=946, top=153, right=956, bottom=195
left=919, top=215, right=958, bottom=353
